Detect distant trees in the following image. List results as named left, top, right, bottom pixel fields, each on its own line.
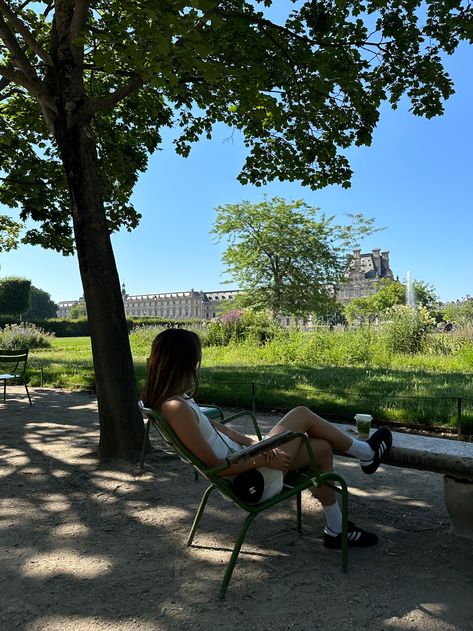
left=212, top=197, right=376, bottom=318
left=444, top=299, right=473, bottom=325
left=344, top=279, right=405, bottom=323
left=0, top=277, right=31, bottom=316
left=344, top=278, right=440, bottom=324
left=23, top=286, right=57, bottom=320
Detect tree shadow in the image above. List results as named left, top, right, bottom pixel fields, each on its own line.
left=1, top=388, right=472, bottom=630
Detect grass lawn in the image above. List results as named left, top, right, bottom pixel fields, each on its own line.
left=27, top=336, right=473, bottom=432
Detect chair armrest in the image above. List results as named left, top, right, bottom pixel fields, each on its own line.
left=226, top=430, right=298, bottom=464
left=219, top=410, right=263, bottom=440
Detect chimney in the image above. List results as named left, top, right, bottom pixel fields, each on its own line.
left=372, top=249, right=381, bottom=275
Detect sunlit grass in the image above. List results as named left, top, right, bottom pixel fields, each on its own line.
left=26, top=335, right=473, bottom=431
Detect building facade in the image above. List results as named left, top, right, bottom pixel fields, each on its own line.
left=336, top=249, right=394, bottom=304
left=56, top=249, right=394, bottom=318
left=57, top=287, right=240, bottom=320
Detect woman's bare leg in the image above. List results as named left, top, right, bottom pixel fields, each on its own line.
left=268, top=406, right=353, bottom=452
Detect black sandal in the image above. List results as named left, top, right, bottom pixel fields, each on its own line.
left=361, top=427, right=393, bottom=474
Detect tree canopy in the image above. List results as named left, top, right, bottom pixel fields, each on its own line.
left=23, top=285, right=57, bottom=320
left=212, top=197, right=377, bottom=317
left=1, top=1, right=472, bottom=256
left=0, top=276, right=30, bottom=315
left=344, top=278, right=405, bottom=322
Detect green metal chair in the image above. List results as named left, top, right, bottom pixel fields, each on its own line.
left=139, top=405, right=349, bottom=599
left=0, top=349, right=32, bottom=406
left=139, top=402, right=225, bottom=469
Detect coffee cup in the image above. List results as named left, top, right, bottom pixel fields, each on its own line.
left=354, top=413, right=372, bottom=439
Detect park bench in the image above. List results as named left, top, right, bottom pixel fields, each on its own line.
left=333, top=423, right=473, bottom=541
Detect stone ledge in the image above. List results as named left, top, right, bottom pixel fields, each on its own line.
left=334, top=423, right=473, bottom=480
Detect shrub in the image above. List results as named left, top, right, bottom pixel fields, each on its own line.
left=382, top=305, right=435, bottom=354
left=200, top=309, right=282, bottom=347
left=0, top=322, right=54, bottom=349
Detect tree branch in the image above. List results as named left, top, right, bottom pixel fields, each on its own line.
left=0, top=0, right=52, bottom=65
left=0, top=59, right=38, bottom=91
left=69, top=0, right=90, bottom=43
left=83, top=74, right=144, bottom=116
left=0, top=14, right=38, bottom=79
left=216, top=8, right=387, bottom=51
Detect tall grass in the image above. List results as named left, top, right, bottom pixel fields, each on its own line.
left=25, top=325, right=473, bottom=432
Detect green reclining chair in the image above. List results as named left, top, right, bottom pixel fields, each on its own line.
left=139, top=404, right=349, bottom=599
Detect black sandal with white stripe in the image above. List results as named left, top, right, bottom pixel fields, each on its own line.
left=360, top=427, right=393, bottom=474
left=323, top=521, right=378, bottom=549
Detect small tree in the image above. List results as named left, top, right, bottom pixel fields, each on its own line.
left=67, top=302, right=87, bottom=320
left=23, top=286, right=57, bottom=320
left=0, top=276, right=31, bottom=316
left=212, top=197, right=376, bottom=318
left=344, top=279, right=405, bottom=323
left=412, top=280, right=439, bottom=312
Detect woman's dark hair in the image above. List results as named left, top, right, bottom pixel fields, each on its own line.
left=142, top=329, right=202, bottom=410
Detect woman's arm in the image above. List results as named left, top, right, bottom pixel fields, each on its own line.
left=161, top=399, right=285, bottom=476
left=211, top=421, right=255, bottom=447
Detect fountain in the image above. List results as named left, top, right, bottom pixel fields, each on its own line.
left=406, top=271, right=416, bottom=308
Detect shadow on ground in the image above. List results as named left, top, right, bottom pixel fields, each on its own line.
left=0, top=388, right=472, bottom=631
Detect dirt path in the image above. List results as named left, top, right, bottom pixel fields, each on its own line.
left=1, top=387, right=472, bottom=631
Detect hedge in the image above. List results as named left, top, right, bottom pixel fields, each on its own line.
left=0, top=316, right=200, bottom=337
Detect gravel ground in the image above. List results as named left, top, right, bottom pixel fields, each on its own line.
left=1, top=387, right=472, bottom=631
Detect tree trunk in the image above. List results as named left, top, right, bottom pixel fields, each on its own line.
left=55, top=118, right=145, bottom=459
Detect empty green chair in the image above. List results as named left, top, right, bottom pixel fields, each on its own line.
left=0, top=349, right=32, bottom=406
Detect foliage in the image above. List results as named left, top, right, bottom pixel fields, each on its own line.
left=67, top=302, right=88, bottom=320
left=344, top=279, right=405, bottom=323
left=0, top=276, right=31, bottom=316
left=444, top=299, right=473, bottom=325
left=0, top=2, right=471, bottom=252
left=412, top=280, right=439, bottom=311
left=0, top=215, right=22, bottom=252
left=23, top=286, right=57, bottom=320
left=212, top=197, right=377, bottom=317
left=0, top=322, right=54, bottom=349
left=200, top=309, right=281, bottom=346
left=381, top=305, right=436, bottom=354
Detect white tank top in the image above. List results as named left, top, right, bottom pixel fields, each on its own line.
left=175, top=397, right=243, bottom=459
left=167, top=396, right=284, bottom=503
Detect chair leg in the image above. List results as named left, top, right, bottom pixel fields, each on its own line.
left=187, top=485, right=215, bottom=547
left=219, top=512, right=257, bottom=599
left=3, top=379, right=5, bottom=403
left=340, top=482, right=349, bottom=573
left=296, top=491, right=302, bottom=534
left=139, top=420, right=151, bottom=468
left=23, top=378, right=32, bottom=406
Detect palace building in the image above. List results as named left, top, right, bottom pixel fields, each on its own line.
left=57, top=287, right=240, bottom=320
left=335, top=248, right=394, bottom=304
left=56, top=249, right=394, bottom=318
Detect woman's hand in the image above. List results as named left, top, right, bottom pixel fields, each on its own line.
left=261, top=447, right=291, bottom=471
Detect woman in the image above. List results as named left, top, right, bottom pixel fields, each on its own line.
left=143, top=328, right=392, bottom=549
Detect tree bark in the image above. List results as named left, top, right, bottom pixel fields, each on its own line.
left=55, top=117, right=145, bottom=459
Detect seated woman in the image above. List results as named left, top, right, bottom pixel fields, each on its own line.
left=142, top=328, right=392, bottom=549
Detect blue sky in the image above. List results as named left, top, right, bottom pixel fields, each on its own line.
left=1, top=10, right=472, bottom=305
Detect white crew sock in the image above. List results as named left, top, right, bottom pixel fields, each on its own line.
left=322, top=501, right=343, bottom=535
left=346, top=437, right=374, bottom=462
